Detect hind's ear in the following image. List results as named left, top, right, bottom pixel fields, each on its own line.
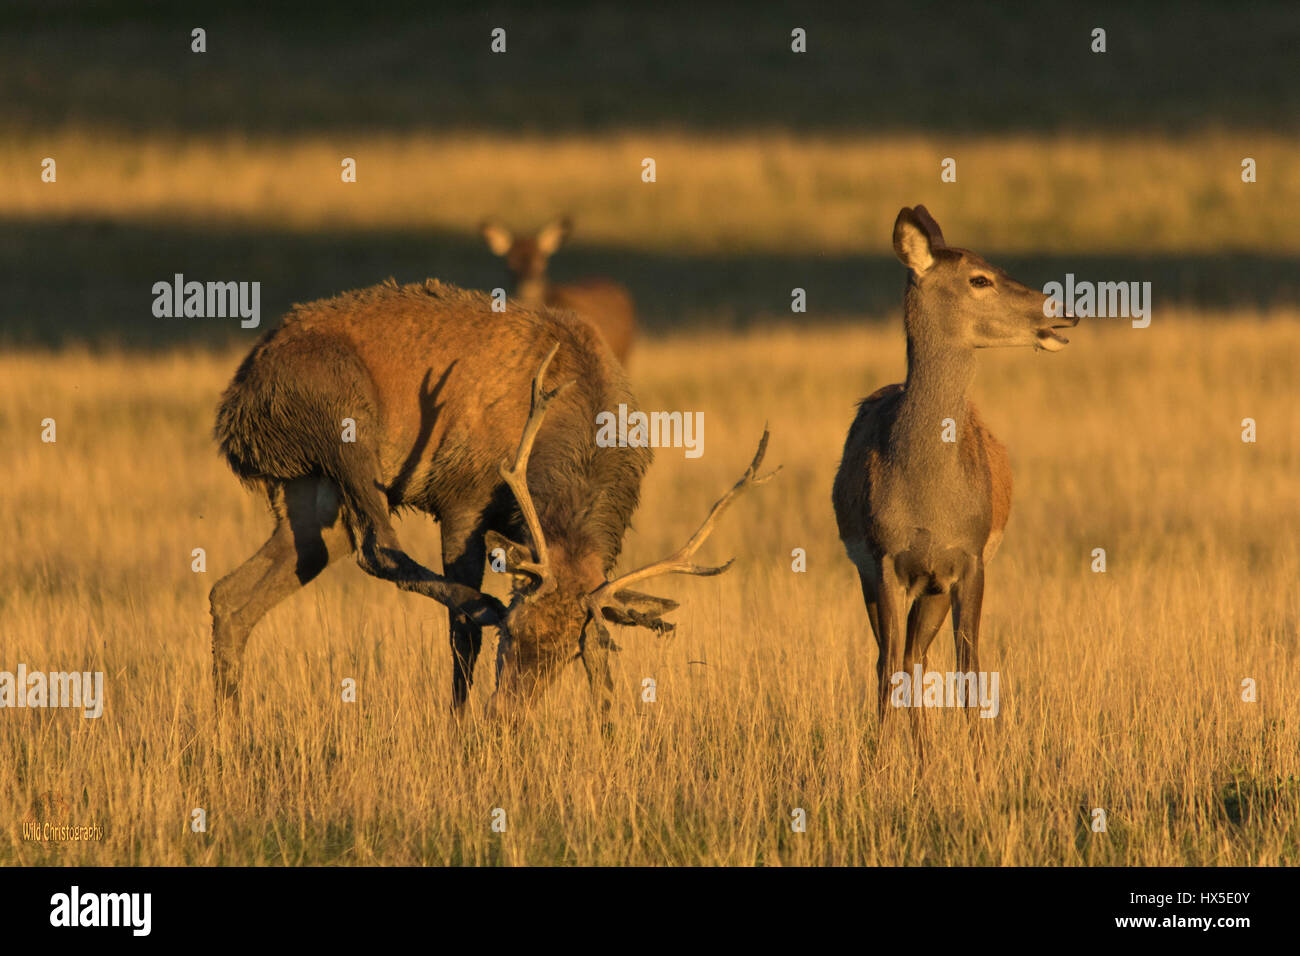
left=893, top=206, right=942, bottom=275
left=480, top=220, right=513, bottom=256
left=910, top=205, right=945, bottom=248
left=536, top=217, right=571, bottom=256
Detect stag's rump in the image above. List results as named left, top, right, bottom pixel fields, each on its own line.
left=213, top=323, right=377, bottom=501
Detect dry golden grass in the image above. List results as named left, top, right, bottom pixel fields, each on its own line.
left=6, top=128, right=1298, bottom=254
left=3, top=311, right=1298, bottom=865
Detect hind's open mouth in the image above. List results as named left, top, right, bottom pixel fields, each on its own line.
left=1035, top=328, right=1069, bottom=351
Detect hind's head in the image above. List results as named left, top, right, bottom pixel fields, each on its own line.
left=480, top=217, right=572, bottom=306
left=893, top=205, right=1078, bottom=352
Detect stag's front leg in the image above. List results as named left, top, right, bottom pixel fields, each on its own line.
left=581, top=618, right=616, bottom=732
left=441, top=520, right=491, bottom=715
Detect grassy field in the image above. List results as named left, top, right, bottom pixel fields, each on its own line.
left=4, top=311, right=1298, bottom=865
left=8, top=129, right=1299, bottom=255
left=6, top=127, right=1298, bottom=347
left=3, top=0, right=1297, bottom=870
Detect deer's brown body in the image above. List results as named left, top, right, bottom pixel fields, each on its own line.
left=481, top=218, right=638, bottom=365
left=542, top=278, right=637, bottom=365
left=211, top=278, right=769, bottom=715
left=836, top=383, right=1011, bottom=574
left=832, top=206, right=1076, bottom=759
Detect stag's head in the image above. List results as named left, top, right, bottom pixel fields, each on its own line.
left=462, top=345, right=777, bottom=708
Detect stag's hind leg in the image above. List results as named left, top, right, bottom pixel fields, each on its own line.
left=211, top=478, right=353, bottom=707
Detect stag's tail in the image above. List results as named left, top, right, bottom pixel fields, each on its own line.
left=214, top=333, right=382, bottom=523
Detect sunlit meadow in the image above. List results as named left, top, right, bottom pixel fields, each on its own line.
left=4, top=312, right=1297, bottom=865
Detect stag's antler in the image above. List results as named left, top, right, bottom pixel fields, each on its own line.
left=590, top=428, right=779, bottom=605
left=499, top=343, right=574, bottom=598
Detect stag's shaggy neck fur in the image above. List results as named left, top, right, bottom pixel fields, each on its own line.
left=526, top=377, right=650, bottom=578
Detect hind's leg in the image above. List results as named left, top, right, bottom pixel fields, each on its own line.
left=211, top=479, right=352, bottom=708
left=902, top=593, right=951, bottom=767
left=855, top=567, right=889, bottom=719
left=907, top=594, right=951, bottom=670
left=951, top=560, right=986, bottom=740
left=855, top=565, right=882, bottom=644
left=871, top=560, right=911, bottom=727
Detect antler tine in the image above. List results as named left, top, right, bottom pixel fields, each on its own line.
left=593, top=428, right=779, bottom=599
left=499, top=343, right=575, bottom=596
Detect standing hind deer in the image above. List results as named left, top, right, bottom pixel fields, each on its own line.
left=480, top=217, right=638, bottom=365
left=210, top=277, right=772, bottom=717
left=832, top=206, right=1077, bottom=760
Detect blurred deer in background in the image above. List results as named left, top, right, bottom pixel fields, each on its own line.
left=480, top=217, right=638, bottom=365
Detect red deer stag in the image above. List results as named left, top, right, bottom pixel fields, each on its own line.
left=210, top=278, right=772, bottom=716
left=480, top=217, right=638, bottom=365
left=832, top=206, right=1077, bottom=759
